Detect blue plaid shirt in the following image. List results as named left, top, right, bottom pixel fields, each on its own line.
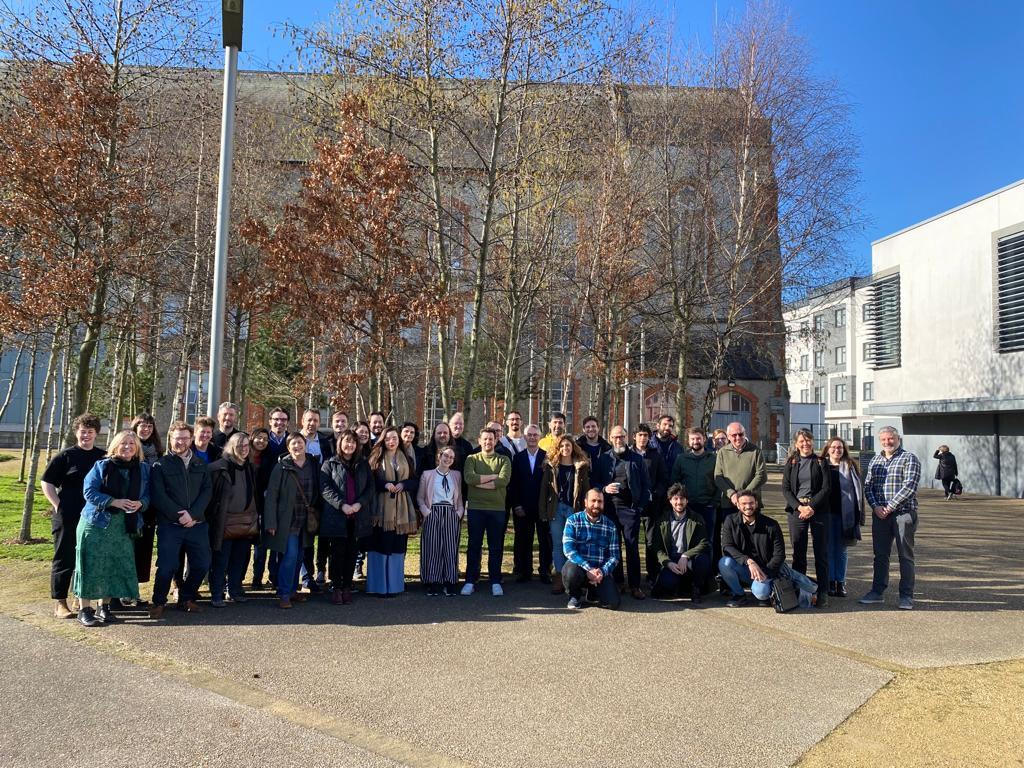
left=563, top=511, right=620, bottom=575
left=864, top=447, right=921, bottom=514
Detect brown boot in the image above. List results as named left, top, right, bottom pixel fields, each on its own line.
left=54, top=599, right=74, bottom=619
left=551, top=574, right=565, bottom=595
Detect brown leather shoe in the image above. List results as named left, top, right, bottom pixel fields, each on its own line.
left=180, top=600, right=202, bottom=613
left=54, top=600, right=74, bottom=619
left=149, top=604, right=165, bottom=620
left=278, top=597, right=293, bottom=609
left=291, top=592, right=309, bottom=603
left=630, top=587, right=646, bottom=600
left=341, top=589, right=353, bottom=605
left=550, top=574, right=565, bottom=595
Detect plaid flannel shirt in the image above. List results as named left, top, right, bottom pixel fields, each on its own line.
left=563, top=511, right=620, bottom=575
left=864, top=446, right=921, bottom=514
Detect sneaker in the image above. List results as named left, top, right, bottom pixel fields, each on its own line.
left=566, top=596, right=581, bottom=610
left=726, top=594, right=748, bottom=608
left=898, top=596, right=914, bottom=610
left=858, top=591, right=885, bottom=605
left=491, top=583, right=504, bottom=597
left=460, top=582, right=475, bottom=596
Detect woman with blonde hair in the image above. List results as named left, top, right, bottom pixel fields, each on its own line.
left=539, top=435, right=590, bottom=594
left=367, top=426, right=419, bottom=596
left=207, top=432, right=258, bottom=607
left=74, top=430, right=150, bottom=627
left=820, top=437, right=864, bottom=597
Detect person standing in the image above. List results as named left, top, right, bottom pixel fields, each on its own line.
left=821, top=437, right=864, bottom=598
left=561, top=489, right=621, bottom=610
left=860, top=426, right=922, bottom=610
left=41, top=414, right=106, bottom=619
left=592, top=426, right=651, bottom=600
left=149, top=422, right=213, bottom=619
left=322, top=410, right=349, bottom=459
left=191, top=417, right=222, bottom=464
left=131, top=413, right=164, bottom=467
left=73, top=430, right=150, bottom=627
left=671, top=427, right=718, bottom=568
left=212, top=401, right=240, bottom=449
left=500, top=410, right=527, bottom=455
left=421, top=421, right=456, bottom=472
left=368, top=411, right=386, bottom=445
left=781, top=429, right=832, bottom=608
left=508, top=425, right=552, bottom=584
left=540, top=435, right=590, bottom=595
left=651, top=415, right=683, bottom=473
left=320, top=430, right=374, bottom=605
left=297, top=409, right=327, bottom=592
left=461, top=428, right=512, bottom=596
left=400, top=422, right=426, bottom=475
left=448, top=412, right=475, bottom=462
left=249, top=427, right=275, bottom=590
left=263, top=433, right=321, bottom=609
left=206, top=432, right=258, bottom=607
left=576, top=416, right=611, bottom=467
left=933, top=445, right=959, bottom=500
left=713, top=421, right=767, bottom=586
left=633, top=423, right=668, bottom=584
left=367, top=426, right=419, bottom=596
left=416, top=447, right=465, bottom=596
left=126, top=413, right=163, bottom=603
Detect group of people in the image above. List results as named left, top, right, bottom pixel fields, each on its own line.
left=41, top=403, right=924, bottom=626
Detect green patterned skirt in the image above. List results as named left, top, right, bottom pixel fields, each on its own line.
left=72, top=513, right=140, bottom=601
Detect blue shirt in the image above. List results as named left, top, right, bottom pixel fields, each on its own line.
left=563, top=511, right=620, bottom=576
left=864, top=447, right=921, bottom=514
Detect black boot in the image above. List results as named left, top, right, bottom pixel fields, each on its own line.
left=96, top=604, right=121, bottom=623
left=78, top=607, right=100, bottom=627
left=835, top=581, right=847, bottom=597
left=828, top=580, right=837, bottom=597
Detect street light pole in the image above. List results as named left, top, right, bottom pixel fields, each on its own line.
left=207, top=1, right=243, bottom=418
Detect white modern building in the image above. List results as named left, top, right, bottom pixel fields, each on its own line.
left=866, top=179, right=1024, bottom=498
left=784, top=277, right=876, bottom=448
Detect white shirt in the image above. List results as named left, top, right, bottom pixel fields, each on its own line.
left=501, top=435, right=526, bottom=455
left=526, top=448, right=541, bottom=474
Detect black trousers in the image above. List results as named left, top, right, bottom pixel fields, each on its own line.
left=562, top=562, right=620, bottom=609
left=651, top=553, right=712, bottom=598
left=321, top=535, right=358, bottom=590
left=50, top=513, right=78, bottom=600
left=512, top=510, right=552, bottom=577
left=941, top=478, right=954, bottom=496
left=642, top=511, right=660, bottom=582
left=315, top=534, right=329, bottom=574
left=788, top=511, right=829, bottom=595
left=607, top=506, right=642, bottom=589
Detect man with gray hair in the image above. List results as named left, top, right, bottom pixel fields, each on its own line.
left=212, top=401, right=241, bottom=449
left=860, top=426, right=921, bottom=610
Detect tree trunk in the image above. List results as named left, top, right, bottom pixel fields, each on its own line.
left=0, top=338, right=26, bottom=423
left=19, top=338, right=37, bottom=483
left=19, top=329, right=59, bottom=542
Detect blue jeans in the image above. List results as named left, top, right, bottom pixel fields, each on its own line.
left=153, top=522, right=211, bottom=606
left=827, top=512, right=849, bottom=583
left=276, top=533, right=303, bottom=598
left=209, top=538, right=252, bottom=601
left=550, top=503, right=574, bottom=574
left=465, top=508, right=506, bottom=585
left=718, top=555, right=774, bottom=601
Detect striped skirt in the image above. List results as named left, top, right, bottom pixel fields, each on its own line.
left=420, top=502, right=461, bottom=585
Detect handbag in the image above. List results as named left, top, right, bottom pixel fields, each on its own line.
left=951, top=477, right=963, bottom=496
left=771, top=575, right=800, bottom=613
left=290, top=471, right=320, bottom=534
left=223, top=497, right=259, bottom=540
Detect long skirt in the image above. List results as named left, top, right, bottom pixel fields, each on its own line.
left=72, top=514, right=140, bottom=601
left=366, top=528, right=407, bottom=595
left=420, top=503, right=461, bottom=586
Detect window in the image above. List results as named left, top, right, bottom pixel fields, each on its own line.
left=996, top=229, right=1024, bottom=352
left=814, top=386, right=825, bottom=404
left=715, top=392, right=752, bottom=412
left=813, top=314, right=824, bottom=331
left=800, top=354, right=809, bottom=371
left=840, top=422, right=851, bottom=441
left=800, top=389, right=809, bottom=403
left=863, top=381, right=874, bottom=401
left=869, top=274, right=901, bottom=369
left=814, top=350, right=824, bottom=368
left=835, top=308, right=846, bottom=328
left=835, top=346, right=846, bottom=366
left=800, top=320, right=809, bottom=332
left=834, top=383, right=847, bottom=403
left=863, top=341, right=874, bottom=363
left=862, top=303, right=873, bottom=322
left=547, top=380, right=574, bottom=427
left=424, top=389, right=447, bottom=427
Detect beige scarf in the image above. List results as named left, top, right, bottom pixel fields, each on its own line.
left=373, top=449, right=418, bottom=534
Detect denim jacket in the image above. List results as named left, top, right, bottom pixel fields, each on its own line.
left=80, top=459, right=151, bottom=532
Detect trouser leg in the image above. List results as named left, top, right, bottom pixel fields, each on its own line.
left=894, top=510, right=917, bottom=598
left=788, top=512, right=810, bottom=575
left=809, top=514, right=830, bottom=595
left=181, top=524, right=212, bottom=604
left=485, top=510, right=506, bottom=585
left=871, top=513, right=895, bottom=595
left=464, top=509, right=486, bottom=584
left=512, top=511, right=534, bottom=576
left=50, top=515, right=78, bottom=600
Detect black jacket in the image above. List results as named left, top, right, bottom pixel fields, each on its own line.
left=508, top=449, right=547, bottom=516
left=207, top=458, right=256, bottom=550
left=638, top=446, right=668, bottom=515
left=151, top=452, right=213, bottom=526
left=576, top=435, right=611, bottom=466
left=781, top=454, right=832, bottom=515
left=320, top=455, right=375, bottom=539
left=721, top=512, right=786, bottom=578
left=933, top=450, right=958, bottom=481
left=591, top=448, right=651, bottom=510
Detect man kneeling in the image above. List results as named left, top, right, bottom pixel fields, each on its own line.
left=649, top=483, right=711, bottom=602
left=561, top=489, right=621, bottom=610
left=719, top=490, right=785, bottom=607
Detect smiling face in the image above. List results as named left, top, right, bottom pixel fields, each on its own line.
left=116, top=437, right=137, bottom=461
left=195, top=425, right=213, bottom=449
left=302, top=411, right=320, bottom=436
left=251, top=432, right=269, bottom=452
left=433, top=423, right=451, bottom=446
left=879, top=429, right=900, bottom=456
left=727, top=423, right=746, bottom=451
left=687, top=431, right=704, bottom=452
left=135, top=421, right=153, bottom=440
left=449, top=413, right=465, bottom=438
left=269, top=410, right=289, bottom=435
left=549, top=416, right=565, bottom=437
left=340, top=434, right=358, bottom=458
left=369, top=414, right=385, bottom=436
left=557, top=437, right=574, bottom=461
left=236, top=437, right=251, bottom=461
left=169, top=428, right=192, bottom=457
left=332, top=413, right=348, bottom=433
left=506, top=412, right=522, bottom=433
left=524, top=425, right=541, bottom=450
left=478, top=430, right=496, bottom=454
left=218, top=407, right=237, bottom=432
left=76, top=426, right=98, bottom=450
left=634, top=431, right=650, bottom=452
left=401, top=426, right=416, bottom=445
left=438, top=448, right=455, bottom=469
left=383, top=429, right=400, bottom=452
left=356, top=425, right=370, bottom=444
left=795, top=432, right=814, bottom=456
left=287, top=435, right=306, bottom=462
left=583, top=419, right=599, bottom=441
left=658, top=416, right=674, bottom=438
left=609, top=427, right=627, bottom=451
left=827, top=439, right=845, bottom=464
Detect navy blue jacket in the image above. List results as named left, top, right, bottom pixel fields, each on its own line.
left=508, top=448, right=547, bottom=516
left=591, top=448, right=651, bottom=511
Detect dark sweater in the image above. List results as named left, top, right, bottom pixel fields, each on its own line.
left=721, top=512, right=786, bottom=578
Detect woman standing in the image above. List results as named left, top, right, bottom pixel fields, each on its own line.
left=539, top=436, right=590, bottom=595
left=264, top=433, right=321, bottom=609
left=367, top=426, right=419, bottom=596
left=321, top=430, right=374, bottom=605
left=125, top=413, right=163, bottom=602
left=74, top=430, right=150, bottom=627
left=821, top=437, right=864, bottom=597
left=416, top=447, right=465, bottom=595
left=400, top=421, right=425, bottom=476
left=248, top=428, right=273, bottom=590
left=782, top=429, right=832, bottom=607
left=355, top=421, right=372, bottom=458
left=207, top=432, right=258, bottom=607
left=934, top=445, right=959, bottom=500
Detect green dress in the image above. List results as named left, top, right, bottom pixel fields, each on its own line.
left=72, top=510, right=140, bottom=601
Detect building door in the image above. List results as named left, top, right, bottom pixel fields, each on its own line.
left=710, top=391, right=752, bottom=436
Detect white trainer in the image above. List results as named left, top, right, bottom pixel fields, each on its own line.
left=567, top=596, right=581, bottom=610
left=491, top=583, right=504, bottom=597
left=460, top=582, right=475, bottom=596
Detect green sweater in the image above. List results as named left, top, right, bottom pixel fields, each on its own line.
left=713, top=442, right=767, bottom=506
left=671, top=451, right=717, bottom=505
left=463, top=452, right=511, bottom=511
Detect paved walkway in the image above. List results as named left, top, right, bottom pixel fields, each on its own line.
left=1, top=480, right=1021, bottom=767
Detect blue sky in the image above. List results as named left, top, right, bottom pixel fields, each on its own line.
left=234, top=0, right=1024, bottom=275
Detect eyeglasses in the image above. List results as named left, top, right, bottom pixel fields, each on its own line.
left=727, top=432, right=744, bottom=438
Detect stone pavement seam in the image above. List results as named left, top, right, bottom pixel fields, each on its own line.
left=0, top=602, right=475, bottom=768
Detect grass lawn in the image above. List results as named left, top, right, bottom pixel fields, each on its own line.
left=0, top=451, right=54, bottom=561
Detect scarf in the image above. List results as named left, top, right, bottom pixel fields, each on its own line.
left=372, top=450, right=417, bottom=534
left=102, top=457, right=142, bottom=501
left=836, top=462, right=859, bottom=534
left=221, top=459, right=254, bottom=511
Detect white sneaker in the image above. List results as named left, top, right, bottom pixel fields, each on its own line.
left=460, top=582, right=475, bottom=596
left=567, top=596, right=581, bottom=610
left=491, top=583, right=504, bottom=597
